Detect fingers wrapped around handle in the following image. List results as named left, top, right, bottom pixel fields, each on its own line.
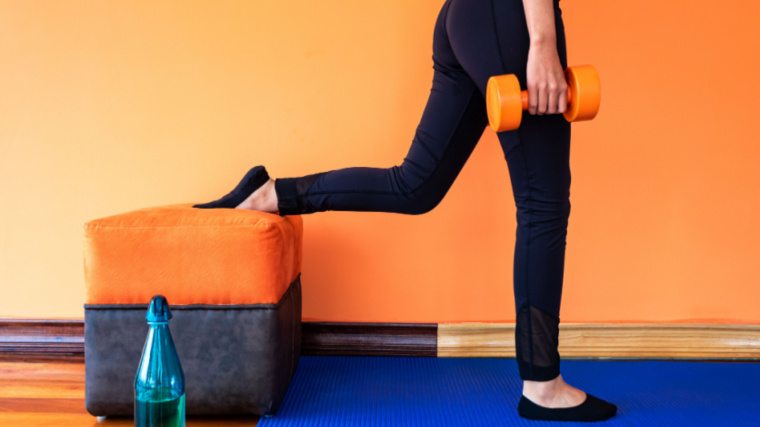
left=486, top=65, right=601, bottom=132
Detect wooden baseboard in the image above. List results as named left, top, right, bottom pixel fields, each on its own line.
left=438, top=322, right=760, bottom=359
left=0, top=319, right=84, bottom=362
left=0, top=319, right=438, bottom=362
left=2, top=319, right=759, bottom=362
left=302, top=322, right=437, bottom=357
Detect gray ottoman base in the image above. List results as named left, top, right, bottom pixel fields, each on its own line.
left=84, top=273, right=302, bottom=416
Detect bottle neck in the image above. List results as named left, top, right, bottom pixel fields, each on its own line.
left=145, top=322, right=171, bottom=350
left=146, top=322, right=171, bottom=345
left=136, top=318, right=185, bottom=394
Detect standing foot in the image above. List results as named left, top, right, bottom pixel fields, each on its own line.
left=519, top=374, right=617, bottom=421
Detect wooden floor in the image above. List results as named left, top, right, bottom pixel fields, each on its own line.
left=0, top=361, right=260, bottom=426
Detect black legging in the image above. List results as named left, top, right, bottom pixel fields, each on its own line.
left=275, top=0, right=570, bottom=382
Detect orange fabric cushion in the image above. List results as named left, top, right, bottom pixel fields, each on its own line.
left=84, top=204, right=302, bottom=305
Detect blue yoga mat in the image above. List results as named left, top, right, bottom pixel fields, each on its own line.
left=259, top=356, right=759, bottom=426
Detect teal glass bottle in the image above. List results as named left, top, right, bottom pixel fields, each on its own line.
left=134, top=295, right=186, bottom=427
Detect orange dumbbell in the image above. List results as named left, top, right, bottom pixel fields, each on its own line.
left=486, top=65, right=601, bottom=132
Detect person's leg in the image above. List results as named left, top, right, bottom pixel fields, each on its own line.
left=448, top=0, right=568, bottom=384
left=268, top=0, right=487, bottom=216
left=446, top=0, right=615, bottom=420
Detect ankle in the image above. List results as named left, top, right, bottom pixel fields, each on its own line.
left=263, top=179, right=278, bottom=212
left=523, top=375, right=565, bottom=399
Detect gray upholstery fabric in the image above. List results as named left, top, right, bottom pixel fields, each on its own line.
left=84, top=274, right=302, bottom=416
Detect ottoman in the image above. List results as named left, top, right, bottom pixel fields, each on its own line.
left=83, top=204, right=303, bottom=416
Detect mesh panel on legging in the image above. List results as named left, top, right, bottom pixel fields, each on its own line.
left=515, top=304, right=561, bottom=381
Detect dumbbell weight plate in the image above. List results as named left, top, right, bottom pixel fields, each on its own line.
left=563, top=65, right=601, bottom=123
left=487, top=74, right=523, bottom=132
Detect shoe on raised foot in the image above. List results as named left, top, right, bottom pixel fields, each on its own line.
left=193, top=166, right=270, bottom=209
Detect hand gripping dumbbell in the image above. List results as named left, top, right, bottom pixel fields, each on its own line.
left=486, top=65, right=601, bottom=132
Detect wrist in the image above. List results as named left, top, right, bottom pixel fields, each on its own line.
left=530, top=35, right=557, bottom=48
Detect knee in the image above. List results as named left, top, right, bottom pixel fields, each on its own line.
left=515, top=197, right=571, bottom=225
left=388, top=165, right=446, bottom=215
left=403, top=196, right=441, bottom=215
left=396, top=185, right=444, bottom=216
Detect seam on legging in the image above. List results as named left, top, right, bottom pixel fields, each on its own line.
left=518, top=124, right=536, bottom=380
left=414, top=128, right=445, bottom=164
left=441, top=0, right=454, bottom=43
left=491, top=0, right=536, bottom=379
left=293, top=85, right=481, bottom=201
left=490, top=0, right=510, bottom=78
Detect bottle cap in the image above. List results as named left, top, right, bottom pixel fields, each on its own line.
left=146, top=295, right=173, bottom=322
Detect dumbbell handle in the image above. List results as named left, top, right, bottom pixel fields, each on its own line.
left=519, top=87, right=573, bottom=110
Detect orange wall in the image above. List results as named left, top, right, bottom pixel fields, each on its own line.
left=2, top=0, right=759, bottom=323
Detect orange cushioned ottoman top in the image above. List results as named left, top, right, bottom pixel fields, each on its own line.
left=84, top=204, right=303, bottom=306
